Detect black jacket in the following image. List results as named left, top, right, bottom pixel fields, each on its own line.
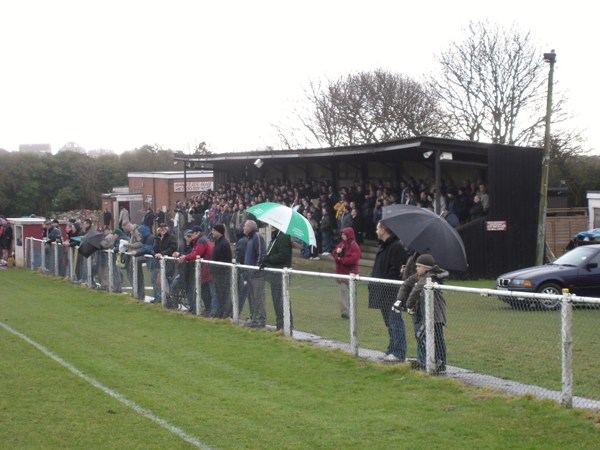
left=153, top=231, right=177, bottom=256
left=368, top=235, right=407, bottom=309
left=210, top=235, right=232, bottom=277
left=264, top=231, right=292, bottom=269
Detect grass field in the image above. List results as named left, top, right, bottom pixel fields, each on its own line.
left=1, top=269, right=599, bottom=449
left=285, top=273, right=600, bottom=400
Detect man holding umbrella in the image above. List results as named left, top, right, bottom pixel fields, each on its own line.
left=262, top=225, right=293, bottom=331
left=368, top=220, right=408, bottom=362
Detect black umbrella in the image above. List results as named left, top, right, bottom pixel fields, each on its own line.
left=382, top=204, right=468, bottom=271
left=78, top=230, right=104, bottom=258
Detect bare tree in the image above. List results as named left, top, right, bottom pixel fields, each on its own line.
left=194, top=141, right=212, bottom=155
left=430, top=21, right=569, bottom=146
left=286, top=69, right=449, bottom=148
left=545, top=131, right=590, bottom=205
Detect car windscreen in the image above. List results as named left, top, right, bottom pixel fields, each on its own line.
left=553, top=246, right=598, bottom=267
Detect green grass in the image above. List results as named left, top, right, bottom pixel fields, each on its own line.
left=285, top=273, right=600, bottom=400
left=1, top=269, right=599, bottom=449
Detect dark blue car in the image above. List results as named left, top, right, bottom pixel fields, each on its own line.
left=496, top=244, right=600, bottom=310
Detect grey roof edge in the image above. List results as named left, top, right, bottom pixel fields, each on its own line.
left=172, top=136, right=541, bottom=163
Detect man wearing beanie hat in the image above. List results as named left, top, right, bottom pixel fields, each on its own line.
left=212, top=223, right=225, bottom=235
left=210, top=223, right=232, bottom=318
left=415, top=253, right=435, bottom=269
left=393, top=253, right=448, bottom=374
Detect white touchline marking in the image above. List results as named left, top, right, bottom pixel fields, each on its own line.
left=0, top=321, right=212, bottom=450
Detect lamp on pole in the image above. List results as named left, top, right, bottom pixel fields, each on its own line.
left=536, top=49, right=557, bottom=265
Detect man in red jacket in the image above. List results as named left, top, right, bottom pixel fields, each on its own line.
left=333, top=227, right=361, bottom=319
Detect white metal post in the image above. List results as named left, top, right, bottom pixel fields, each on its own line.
left=424, top=277, right=435, bottom=374
left=195, top=259, right=201, bottom=315
left=67, top=246, right=73, bottom=281
left=86, top=257, right=93, bottom=288
left=132, top=256, right=138, bottom=299
left=349, top=273, right=358, bottom=357
left=27, top=238, right=32, bottom=269
left=561, top=290, right=573, bottom=408
left=108, top=250, right=114, bottom=292
left=231, top=264, right=239, bottom=323
left=282, top=268, right=292, bottom=336
left=41, top=241, right=46, bottom=272
left=53, top=243, right=59, bottom=276
left=160, top=258, right=167, bottom=307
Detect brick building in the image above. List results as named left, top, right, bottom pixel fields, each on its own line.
left=101, top=170, right=213, bottom=227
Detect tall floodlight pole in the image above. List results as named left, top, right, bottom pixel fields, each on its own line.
left=536, top=50, right=557, bottom=266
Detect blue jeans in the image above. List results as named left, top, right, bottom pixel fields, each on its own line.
left=381, top=307, right=407, bottom=360
left=321, top=230, right=332, bottom=253
left=200, top=281, right=217, bottom=316
left=301, top=243, right=310, bottom=258
left=415, top=321, right=446, bottom=372
left=411, top=314, right=425, bottom=366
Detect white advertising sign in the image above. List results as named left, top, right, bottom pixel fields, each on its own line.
left=174, top=181, right=213, bottom=193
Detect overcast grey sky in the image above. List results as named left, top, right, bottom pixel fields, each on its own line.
left=0, top=0, right=595, bottom=154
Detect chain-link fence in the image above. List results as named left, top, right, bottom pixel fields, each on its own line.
left=26, top=237, right=600, bottom=409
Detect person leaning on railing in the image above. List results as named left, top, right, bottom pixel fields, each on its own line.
left=125, top=224, right=155, bottom=301
left=176, top=225, right=214, bottom=316
left=393, top=254, right=448, bottom=374
left=152, top=223, right=178, bottom=303
left=172, top=229, right=196, bottom=310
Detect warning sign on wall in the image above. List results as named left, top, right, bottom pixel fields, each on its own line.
left=486, top=220, right=507, bottom=231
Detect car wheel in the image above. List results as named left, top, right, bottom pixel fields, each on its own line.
left=536, top=283, right=562, bottom=310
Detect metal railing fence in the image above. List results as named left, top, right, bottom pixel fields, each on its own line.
left=26, top=238, right=600, bottom=409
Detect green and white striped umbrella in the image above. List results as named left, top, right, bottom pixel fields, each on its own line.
left=246, top=202, right=317, bottom=247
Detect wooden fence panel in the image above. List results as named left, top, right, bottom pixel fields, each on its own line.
left=546, top=209, right=588, bottom=257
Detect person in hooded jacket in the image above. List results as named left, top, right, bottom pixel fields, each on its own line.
left=393, top=253, right=448, bottom=374
left=333, top=227, right=361, bottom=319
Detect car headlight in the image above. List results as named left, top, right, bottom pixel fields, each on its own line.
left=512, top=279, right=533, bottom=287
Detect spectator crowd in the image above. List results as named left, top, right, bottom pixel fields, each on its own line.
left=24, top=175, right=484, bottom=372
left=155, top=176, right=489, bottom=258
